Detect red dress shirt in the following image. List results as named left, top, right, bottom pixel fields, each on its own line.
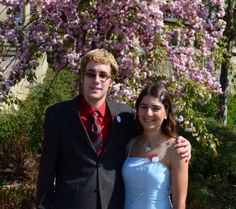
left=79, top=96, right=112, bottom=155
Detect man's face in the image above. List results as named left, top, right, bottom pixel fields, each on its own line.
left=82, top=62, right=112, bottom=106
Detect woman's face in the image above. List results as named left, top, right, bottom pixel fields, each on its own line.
left=138, top=95, right=167, bottom=132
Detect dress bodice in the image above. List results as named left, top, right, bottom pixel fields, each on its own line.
left=122, top=156, right=172, bottom=209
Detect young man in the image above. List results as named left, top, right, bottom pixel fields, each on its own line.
left=36, top=49, right=191, bottom=209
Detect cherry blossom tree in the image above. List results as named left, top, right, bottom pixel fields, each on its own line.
left=0, top=0, right=226, bottom=151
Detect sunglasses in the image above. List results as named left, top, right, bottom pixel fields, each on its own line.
left=84, top=71, right=112, bottom=82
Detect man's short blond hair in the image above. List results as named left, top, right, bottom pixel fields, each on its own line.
left=80, top=48, right=119, bottom=78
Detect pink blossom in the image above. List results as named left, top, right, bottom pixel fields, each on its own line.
left=0, top=0, right=225, bottom=146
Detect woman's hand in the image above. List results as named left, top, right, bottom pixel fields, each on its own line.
left=175, top=136, right=191, bottom=160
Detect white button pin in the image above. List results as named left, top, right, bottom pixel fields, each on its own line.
left=117, top=116, right=121, bottom=123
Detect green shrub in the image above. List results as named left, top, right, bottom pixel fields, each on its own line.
left=228, top=94, right=236, bottom=125
left=196, top=94, right=236, bottom=126
left=0, top=184, right=36, bottom=209
left=0, top=68, right=77, bottom=208
left=17, top=68, right=77, bottom=153
left=194, top=95, right=219, bottom=119
left=186, top=118, right=236, bottom=209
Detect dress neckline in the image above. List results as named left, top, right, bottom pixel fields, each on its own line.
left=127, top=156, right=170, bottom=171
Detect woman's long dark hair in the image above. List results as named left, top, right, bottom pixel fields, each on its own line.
left=135, top=81, right=177, bottom=138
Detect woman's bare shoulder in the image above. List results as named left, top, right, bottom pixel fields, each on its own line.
left=166, top=137, right=176, bottom=149
left=166, top=138, right=179, bottom=158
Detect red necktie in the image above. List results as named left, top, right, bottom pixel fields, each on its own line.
left=88, top=111, right=102, bottom=155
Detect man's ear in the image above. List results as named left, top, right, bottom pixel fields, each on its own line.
left=78, top=75, right=84, bottom=94
left=109, top=82, right=113, bottom=89
left=108, top=77, right=113, bottom=88
left=107, top=81, right=114, bottom=96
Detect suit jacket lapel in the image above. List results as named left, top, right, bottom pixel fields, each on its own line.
left=99, top=100, right=122, bottom=158
left=106, top=100, right=121, bottom=122
left=61, top=95, right=97, bottom=157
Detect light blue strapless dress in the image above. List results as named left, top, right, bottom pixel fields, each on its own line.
left=122, top=156, right=172, bottom=209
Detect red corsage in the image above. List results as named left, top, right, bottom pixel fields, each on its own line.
left=148, top=153, right=159, bottom=163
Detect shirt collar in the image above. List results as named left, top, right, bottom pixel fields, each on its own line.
left=80, top=95, right=106, bottom=117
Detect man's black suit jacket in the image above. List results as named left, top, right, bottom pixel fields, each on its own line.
left=36, top=95, right=138, bottom=209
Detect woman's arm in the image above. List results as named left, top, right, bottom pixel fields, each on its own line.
left=171, top=144, right=189, bottom=209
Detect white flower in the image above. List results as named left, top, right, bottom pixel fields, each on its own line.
left=151, top=156, right=159, bottom=163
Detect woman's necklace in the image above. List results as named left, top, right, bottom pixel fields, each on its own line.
left=143, top=140, right=165, bottom=153
left=144, top=145, right=152, bottom=153
left=141, top=133, right=165, bottom=153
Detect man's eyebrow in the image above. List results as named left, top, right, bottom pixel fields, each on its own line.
left=86, top=69, right=96, bottom=72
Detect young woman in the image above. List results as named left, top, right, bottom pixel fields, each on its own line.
left=122, top=82, right=189, bottom=209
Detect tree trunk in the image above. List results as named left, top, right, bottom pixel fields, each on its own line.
left=219, top=58, right=229, bottom=126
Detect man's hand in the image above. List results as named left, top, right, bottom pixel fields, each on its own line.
left=175, top=136, right=191, bottom=160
